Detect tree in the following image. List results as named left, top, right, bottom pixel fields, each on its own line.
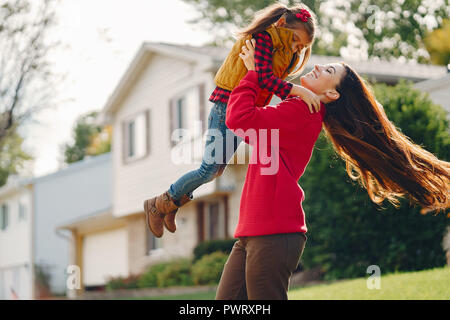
left=63, top=111, right=111, bottom=164
left=342, top=0, right=449, bottom=63
left=181, top=0, right=450, bottom=62
left=181, top=0, right=340, bottom=54
left=0, top=127, right=32, bottom=186
left=0, top=0, right=60, bottom=144
left=300, top=80, right=449, bottom=280
left=424, top=18, right=450, bottom=65
left=86, top=124, right=112, bottom=157
left=0, top=0, right=60, bottom=185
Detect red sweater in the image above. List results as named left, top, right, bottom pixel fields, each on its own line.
left=225, top=70, right=326, bottom=237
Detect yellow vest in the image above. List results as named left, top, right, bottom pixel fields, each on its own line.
left=214, top=26, right=300, bottom=107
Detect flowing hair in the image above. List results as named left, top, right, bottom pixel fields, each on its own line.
left=235, top=2, right=317, bottom=78
left=322, top=63, right=450, bottom=214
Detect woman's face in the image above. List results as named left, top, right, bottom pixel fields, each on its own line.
left=300, top=63, right=346, bottom=103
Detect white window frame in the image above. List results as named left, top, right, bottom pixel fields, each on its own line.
left=170, top=86, right=201, bottom=147
left=146, top=227, right=162, bottom=255
left=122, top=110, right=150, bottom=164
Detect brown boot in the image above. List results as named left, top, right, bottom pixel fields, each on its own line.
left=163, top=193, right=192, bottom=233
left=143, top=197, right=165, bottom=238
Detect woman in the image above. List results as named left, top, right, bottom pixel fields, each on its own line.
left=216, top=40, right=449, bottom=300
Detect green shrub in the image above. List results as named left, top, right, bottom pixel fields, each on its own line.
left=191, top=251, right=229, bottom=285
left=193, top=239, right=236, bottom=261
left=137, top=261, right=172, bottom=288
left=105, top=274, right=140, bottom=291
left=156, top=259, right=194, bottom=287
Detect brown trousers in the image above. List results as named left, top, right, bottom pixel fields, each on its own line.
left=215, top=232, right=307, bottom=300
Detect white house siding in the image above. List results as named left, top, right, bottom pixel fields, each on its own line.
left=112, top=53, right=217, bottom=218
left=0, top=187, right=33, bottom=300
left=33, top=153, right=112, bottom=295
left=82, top=228, right=128, bottom=286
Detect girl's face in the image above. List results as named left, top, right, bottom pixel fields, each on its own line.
left=275, top=18, right=312, bottom=53
left=300, top=63, right=347, bottom=103
left=291, top=28, right=312, bottom=53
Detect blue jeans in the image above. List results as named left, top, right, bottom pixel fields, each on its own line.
left=168, top=101, right=244, bottom=201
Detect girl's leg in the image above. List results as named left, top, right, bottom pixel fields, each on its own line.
left=168, top=101, right=243, bottom=202
left=215, top=238, right=248, bottom=300
left=245, top=233, right=307, bottom=300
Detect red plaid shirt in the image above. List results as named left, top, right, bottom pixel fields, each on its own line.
left=209, top=31, right=295, bottom=105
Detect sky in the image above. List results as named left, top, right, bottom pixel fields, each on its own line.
left=21, top=0, right=212, bottom=177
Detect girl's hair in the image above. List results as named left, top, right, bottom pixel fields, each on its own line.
left=323, top=63, right=450, bottom=214
left=236, top=2, right=317, bottom=78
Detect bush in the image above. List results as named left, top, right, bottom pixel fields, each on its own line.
left=156, top=259, right=194, bottom=287
left=105, top=274, right=140, bottom=291
left=191, top=251, right=229, bottom=285
left=137, top=262, right=172, bottom=288
left=300, top=80, right=450, bottom=280
left=193, top=239, right=236, bottom=261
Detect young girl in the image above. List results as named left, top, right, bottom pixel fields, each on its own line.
left=143, top=2, right=320, bottom=238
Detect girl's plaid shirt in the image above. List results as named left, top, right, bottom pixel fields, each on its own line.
left=209, top=31, right=295, bottom=105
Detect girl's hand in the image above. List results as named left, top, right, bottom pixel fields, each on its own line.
left=290, top=85, right=321, bottom=113
left=239, top=39, right=256, bottom=71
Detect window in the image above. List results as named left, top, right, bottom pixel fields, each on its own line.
left=146, top=226, right=162, bottom=254
left=0, top=204, right=9, bottom=231
left=18, top=202, right=27, bottom=221
left=169, top=85, right=202, bottom=147
left=12, top=267, right=20, bottom=299
left=123, top=110, right=150, bottom=163
left=176, top=97, right=184, bottom=132
left=0, top=270, right=4, bottom=299
left=204, top=200, right=225, bottom=240
left=128, top=120, right=135, bottom=158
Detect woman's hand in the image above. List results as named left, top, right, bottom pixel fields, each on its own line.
left=239, top=39, right=256, bottom=71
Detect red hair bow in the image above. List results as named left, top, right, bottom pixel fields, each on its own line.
left=296, top=9, right=311, bottom=22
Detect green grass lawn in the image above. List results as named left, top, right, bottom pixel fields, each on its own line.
left=288, top=266, right=450, bottom=300
left=122, top=267, right=449, bottom=300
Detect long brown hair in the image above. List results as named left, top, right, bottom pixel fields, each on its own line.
left=235, top=2, right=317, bottom=78
left=322, top=63, right=450, bottom=214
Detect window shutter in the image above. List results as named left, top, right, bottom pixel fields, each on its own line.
left=0, top=205, right=3, bottom=230
left=197, top=202, right=205, bottom=243
left=122, top=121, right=128, bottom=164
left=169, top=98, right=176, bottom=147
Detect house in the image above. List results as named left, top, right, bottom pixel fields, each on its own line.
left=61, top=41, right=447, bottom=297
left=414, top=72, right=450, bottom=116
left=0, top=153, right=112, bottom=299
left=0, top=176, right=33, bottom=300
